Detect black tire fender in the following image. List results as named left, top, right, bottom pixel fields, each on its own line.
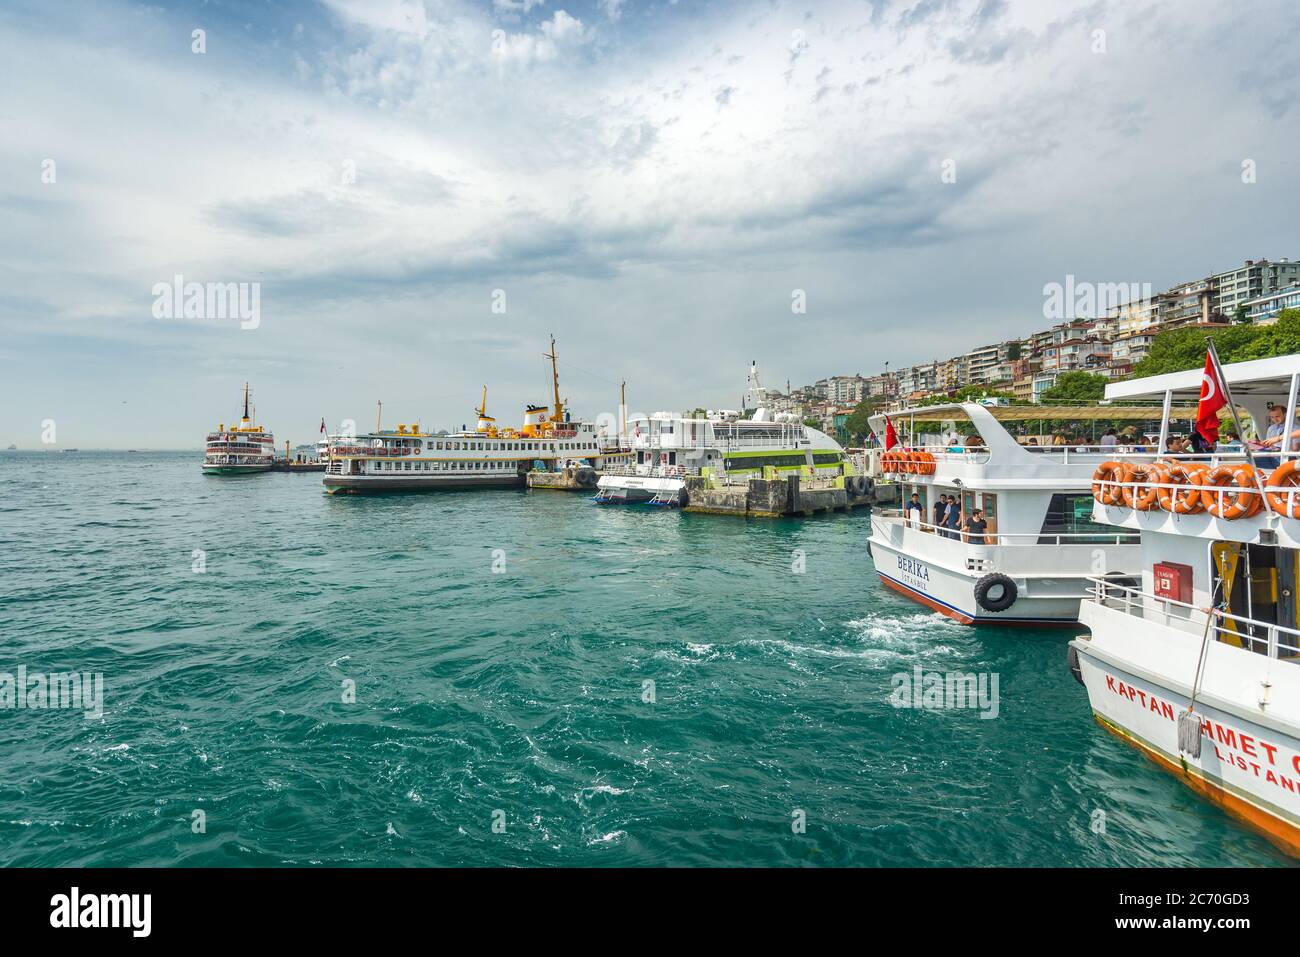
left=1067, top=644, right=1085, bottom=687
left=973, top=573, right=1017, bottom=613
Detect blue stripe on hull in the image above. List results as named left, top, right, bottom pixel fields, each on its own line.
left=876, top=571, right=1076, bottom=627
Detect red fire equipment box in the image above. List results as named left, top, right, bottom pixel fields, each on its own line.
left=1153, top=562, right=1193, bottom=604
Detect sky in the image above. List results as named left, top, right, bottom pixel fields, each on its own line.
left=1, top=0, right=1298, bottom=448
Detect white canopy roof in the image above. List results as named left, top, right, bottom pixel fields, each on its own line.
left=1105, top=354, right=1300, bottom=401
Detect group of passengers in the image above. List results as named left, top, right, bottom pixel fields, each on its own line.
left=903, top=493, right=988, bottom=544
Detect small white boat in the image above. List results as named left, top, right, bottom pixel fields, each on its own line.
left=866, top=401, right=1157, bottom=625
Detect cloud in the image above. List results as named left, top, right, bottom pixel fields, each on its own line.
left=2, top=0, right=1299, bottom=448
left=491, top=10, right=588, bottom=67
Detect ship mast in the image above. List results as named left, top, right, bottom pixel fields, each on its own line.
left=477, top=385, right=489, bottom=420
left=544, top=335, right=563, bottom=424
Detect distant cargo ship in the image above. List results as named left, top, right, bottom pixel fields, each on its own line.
left=323, top=337, right=602, bottom=494
left=203, top=383, right=275, bottom=475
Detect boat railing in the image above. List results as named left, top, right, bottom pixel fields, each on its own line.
left=600, top=464, right=694, bottom=479
left=1087, top=577, right=1300, bottom=661
left=1090, top=455, right=1300, bottom=520
left=876, top=510, right=1137, bottom=546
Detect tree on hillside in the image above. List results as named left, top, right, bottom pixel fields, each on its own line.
left=1128, top=311, right=1300, bottom=377
left=842, top=398, right=878, bottom=444
left=1006, top=342, right=1022, bottom=361
left=1038, top=371, right=1108, bottom=403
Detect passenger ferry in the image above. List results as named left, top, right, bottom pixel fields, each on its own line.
left=864, top=400, right=1176, bottom=624
left=1071, top=353, right=1300, bottom=856
left=323, top=338, right=602, bottom=494
left=594, top=364, right=848, bottom=506
left=203, top=383, right=275, bottom=475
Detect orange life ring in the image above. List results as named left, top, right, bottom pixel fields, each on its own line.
left=1266, top=460, right=1300, bottom=518
left=1200, top=464, right=1264, bottom=519
left=1129, top=463, right=1165, bottom=511
left=1157, top=463, right=1208, bottom=515
left=1118, top=463, right=1150, bottom=509
left=914, top=450, right=936, bottom=475
left=1086, top=460, right=1128, bottom=504
left=1091, top=462, right=1124, bottom=505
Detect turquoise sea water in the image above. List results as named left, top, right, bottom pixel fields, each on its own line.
left=0, top=451, right=1291, bottom=867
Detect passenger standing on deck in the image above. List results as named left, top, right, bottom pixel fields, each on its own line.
left=932, top=495, right=947, bottom=533
left=963, top=509, right=988, bottom=544
left=944, top=496, right=962, bottom=538
left=904, top=493, right=923, bottom=527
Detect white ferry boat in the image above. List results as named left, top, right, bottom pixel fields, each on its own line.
left=593, top=413, right=847, bottom=506
left=1071, top=353, right=1300, bottom=856
left=203, top=383, right=275, bottom=475
left=323, top=338, right=603, bottom=494
left=594, top=363, right=848, bottom=506
left=866, top=401, right=1165, bottom=624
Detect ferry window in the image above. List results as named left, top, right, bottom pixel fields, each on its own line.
left=1038, top=493, right=1122, bottom=542
left=436, top=441, right=443, bottom=450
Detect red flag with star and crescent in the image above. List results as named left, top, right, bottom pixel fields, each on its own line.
left=1195, top=348, right=1228, bottom=445
left=884, top=415, right=899, bottom=451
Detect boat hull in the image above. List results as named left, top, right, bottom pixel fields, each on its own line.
left=322, top=474, right=524, bottom=494
left=202, top=463, right=272, bottom=475
left=1071, top=636, right=1300, bottom=857
left=869, top=537, right=1091, bottom=626
left=594, top=475, right=684, bottom=505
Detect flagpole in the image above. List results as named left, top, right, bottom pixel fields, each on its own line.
left=1207, top=338, right=1270, bottom=504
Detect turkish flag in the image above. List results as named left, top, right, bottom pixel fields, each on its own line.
left=884, top=415, right=899, bottom=451
left=1195, top=349, right=1228, bottom=445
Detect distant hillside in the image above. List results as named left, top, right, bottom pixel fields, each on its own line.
left=1132, top=309, right=1300, bottom=377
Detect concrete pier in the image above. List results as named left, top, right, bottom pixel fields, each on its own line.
left=682, top=475, right=895, bottom=518
left=526, top=465, right=600, bottom=491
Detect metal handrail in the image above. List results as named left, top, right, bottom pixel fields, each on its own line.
left=1087, top=577, right=1300, bottom=661
left=599, top=464, right=694, bottom=478
left=878, top=511, right=1137, bottom=546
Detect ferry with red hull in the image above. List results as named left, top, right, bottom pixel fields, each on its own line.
left=1071, top=353, right=1300, bottom=856
left=865, top=401, right=1164, bottom=625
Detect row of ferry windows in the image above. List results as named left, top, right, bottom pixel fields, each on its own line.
left=383, top=440, right=593, bottom=452
left=372, top=461, right=516, bottom=471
